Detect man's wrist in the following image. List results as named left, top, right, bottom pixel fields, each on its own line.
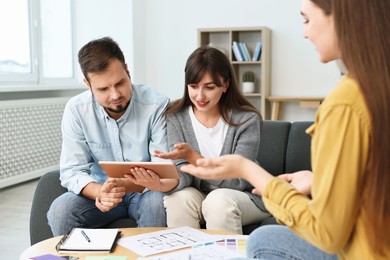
left=81, top=181, right=101, bottom=199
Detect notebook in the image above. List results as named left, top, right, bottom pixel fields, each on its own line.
left=56, top=228, right=121, bottom=253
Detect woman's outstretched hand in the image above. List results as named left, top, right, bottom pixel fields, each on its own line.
left=181, top=154, right=274, bottom=195
left=180, top=154, right=249, bottom=180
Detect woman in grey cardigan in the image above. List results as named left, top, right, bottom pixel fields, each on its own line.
left=154, top=46, right=271, bottom=234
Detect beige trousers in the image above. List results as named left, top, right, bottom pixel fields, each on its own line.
left=163, top=187, right=270, bottom=234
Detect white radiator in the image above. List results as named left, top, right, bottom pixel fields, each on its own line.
left=0, top=97, right=69, bottom=188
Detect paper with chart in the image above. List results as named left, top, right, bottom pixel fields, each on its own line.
left=194, top=235, right=248, bottom=256
left=137, top=235, right=248, bottom=259
left=117, top=226, right=217, bottom=256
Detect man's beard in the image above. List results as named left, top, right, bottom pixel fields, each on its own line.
left=106, top=100, right=130, bottom=114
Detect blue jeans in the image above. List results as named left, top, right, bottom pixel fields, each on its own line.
left=47, top=190, right=166, bottom=236
left=241, top=225, right=338, bottom=260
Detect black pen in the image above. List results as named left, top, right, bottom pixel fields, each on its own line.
left=81, top=230, right=90, bottom=242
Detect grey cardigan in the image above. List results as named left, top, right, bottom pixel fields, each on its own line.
left=165, top=107, right=266, bottom=211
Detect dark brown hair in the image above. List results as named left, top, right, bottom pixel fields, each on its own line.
left=166, top=46, right=261, bottom=126
left=332, top=0, right=390, bottom=255
left=78, top=37, right=126, bottom=82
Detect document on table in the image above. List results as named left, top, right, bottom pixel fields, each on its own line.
left=137, top=244, right=245, bottom=260
left=117, top=226, right=217, bottom=256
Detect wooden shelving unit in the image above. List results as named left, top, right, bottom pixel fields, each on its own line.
left=198, top=27, right=271, bottom=119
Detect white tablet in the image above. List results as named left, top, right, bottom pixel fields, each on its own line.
left=98, top=161, right=179, bottom=179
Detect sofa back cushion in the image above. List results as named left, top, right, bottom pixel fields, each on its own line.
left=257, top=120, right=291, bottom=176
left=285, top=121, right=313, bottom=173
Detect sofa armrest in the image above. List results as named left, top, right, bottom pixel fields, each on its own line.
left=29, top=169, right=67, bottom=245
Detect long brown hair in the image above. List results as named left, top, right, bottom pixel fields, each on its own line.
left=332, top=0, right=390, bottom=255
left=166, top=46, right=261, bottom=126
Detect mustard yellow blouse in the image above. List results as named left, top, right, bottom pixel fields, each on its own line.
left=263, top=76, right=389, bottom=259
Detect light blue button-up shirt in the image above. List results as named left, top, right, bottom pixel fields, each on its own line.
left=59, top=84, right=170, bottom=194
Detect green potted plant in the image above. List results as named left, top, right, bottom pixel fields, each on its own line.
left=242, top=71, right=255, bottom=93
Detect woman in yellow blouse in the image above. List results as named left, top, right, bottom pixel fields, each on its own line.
left=181, top=0, right=390, bottom=259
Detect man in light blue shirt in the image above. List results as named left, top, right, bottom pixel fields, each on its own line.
left=47, top=37, right=170, bottom=236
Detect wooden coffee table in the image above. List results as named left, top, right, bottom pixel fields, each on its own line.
left=20, top=227, right=235, bottom=260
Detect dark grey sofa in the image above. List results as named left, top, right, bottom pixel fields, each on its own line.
left=29, top=120, right=313, bottom=245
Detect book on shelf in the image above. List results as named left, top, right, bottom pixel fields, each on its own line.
left=232, top=42, right=252, bottom=62
left=232, top=41, right=243, bottom=61
left=237, top=42, right=248, bottom=61
left=237, top=42, right=247, bottom=61
left=56, top=228, right=121, bottom=253
left=252, top=41, right=262, bottom=61
left=242, top=42, right=252, bottom=61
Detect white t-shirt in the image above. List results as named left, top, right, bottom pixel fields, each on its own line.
left=188, top=106, right=228, bottom=158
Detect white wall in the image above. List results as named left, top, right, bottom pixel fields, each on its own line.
left=135, top=0, right=341, bottom=121
left=73, top=0, right=341, bottom=121
left=73, top=0, right=135, bottom=85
